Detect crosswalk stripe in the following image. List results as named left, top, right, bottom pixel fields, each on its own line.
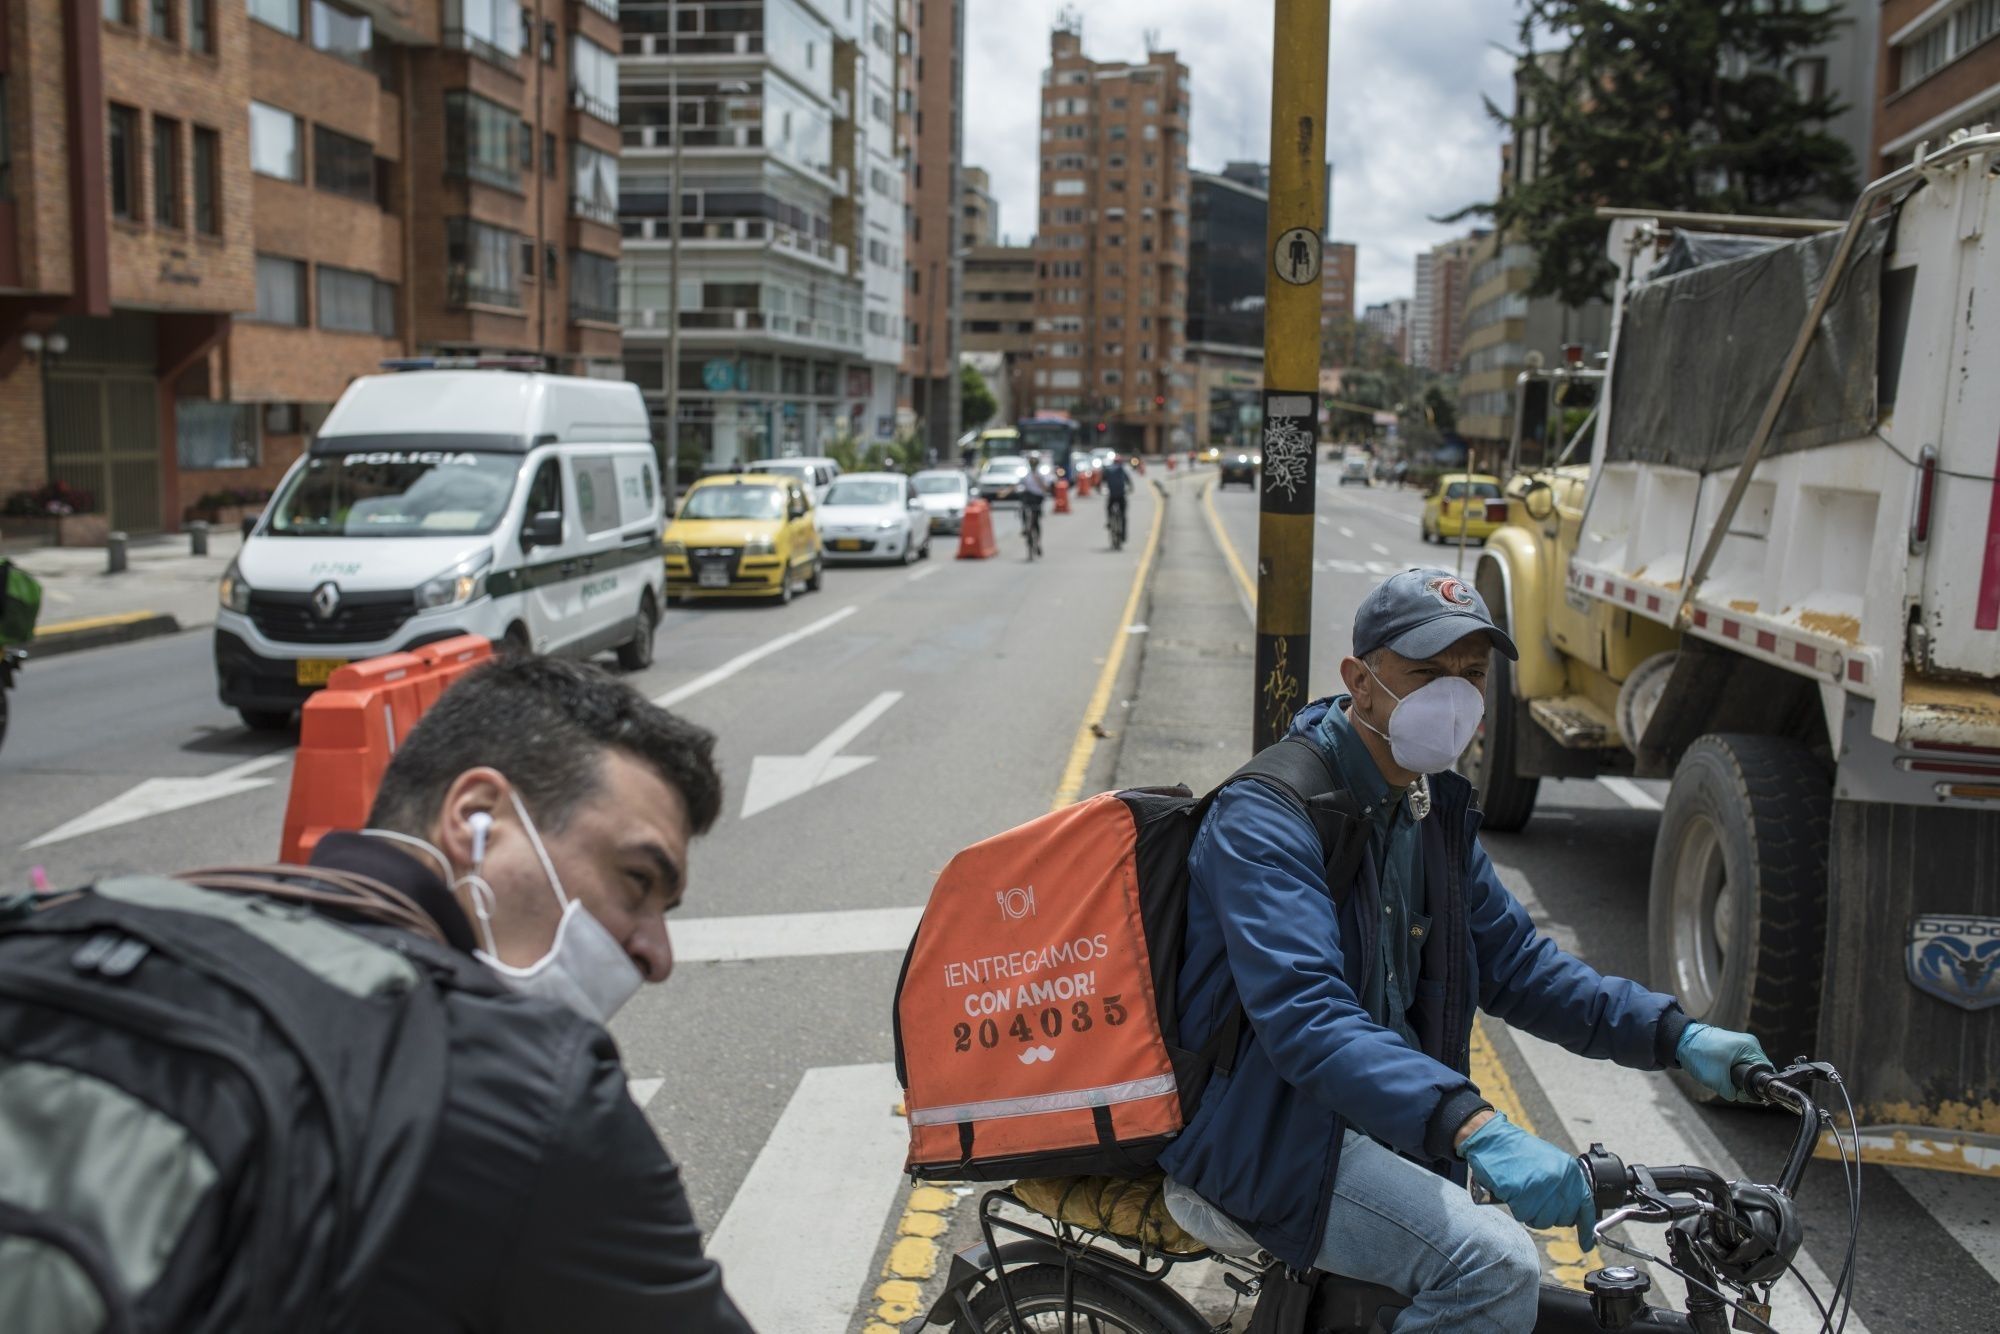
left=1890, top=1167, right=2000, bottom=1287
left=708, top=1063, right=908, bottom=1334
left=1314, top=558, right=1400, bottom=577
left=1599, top=776, right=1666, bottom=810
left=1491, top=857, right=1872, bottom=1333
left=673, top=905, right=921, bottom=963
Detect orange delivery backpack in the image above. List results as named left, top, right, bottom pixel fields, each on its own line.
left=893, top=736, right=1368, bottom=1182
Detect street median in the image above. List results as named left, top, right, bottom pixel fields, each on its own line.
left=26, top=611, right=183, bottom=659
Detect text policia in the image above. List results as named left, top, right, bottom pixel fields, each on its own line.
left=943, top=931, right=1125, bottom=1052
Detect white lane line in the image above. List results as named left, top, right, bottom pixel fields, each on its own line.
left=708, top=1063, right=908, bottom=1334
left=653, top=604, right=858, bottom=709
left=907, top=565, right=942, bottom=583
left=1491, top=859, right=1870, bottom=1333
left=1338, top=526, right=1356, bottom=539
left=1317, top=516, right=1330, bottom=526
left=627, top=1077, right=664, bottom=1109
left=1599, top=776, right=1666, bottom=811
left=673, top=905, right=923, bottom=963
left=1370, top=542, right=1391, bottom=556
left=26, top=751, right=294, bottom=849
left=1890, top=1167, right=2000, bottom=1287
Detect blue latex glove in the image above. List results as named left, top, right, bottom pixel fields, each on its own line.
left=1459, top=1113, right=1597, bottom=1252
left=1676, top=1022, right=1772, bottom=1103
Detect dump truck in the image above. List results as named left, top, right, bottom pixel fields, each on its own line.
left=1467, top=128, right=2000, bottom=1172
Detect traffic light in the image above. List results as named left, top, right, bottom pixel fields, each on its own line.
left=1153, top=395, right=1165, bottom=407
left=1096, top=422, right=1107, bottom=432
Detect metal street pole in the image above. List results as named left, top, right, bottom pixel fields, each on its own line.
left=664, top=24, right=683, bottom=500
left=1253, top=0, right=1330, bottom=751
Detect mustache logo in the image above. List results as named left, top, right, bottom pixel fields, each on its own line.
left=1017, top=1045, right=1057, bottom=1065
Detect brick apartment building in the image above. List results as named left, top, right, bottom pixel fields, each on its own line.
left=961, top=241, right=1031, bottom=423
left=1874, top=0, right=2000, bottom=175
left=900, top=0, right=961, bottom=458
left=0, top=0, right=620, bottom=536
left=1319, top=238, right=1356, bottom=362
left=1027, top=21, right=1192, bottom=454
left=960, top=163, right=996, bottom=250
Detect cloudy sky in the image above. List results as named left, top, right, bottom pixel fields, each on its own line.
left=963, top=0, right=1523, bottom=311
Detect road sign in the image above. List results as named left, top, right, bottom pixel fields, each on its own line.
left=1273, top=226, right=1321, bottom=286
left=702, top=359, right=736, bottom=391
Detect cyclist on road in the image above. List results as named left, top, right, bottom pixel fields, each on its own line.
left=333, top=656, right=754, bottom=1332
left=1018, top=451, right=1049, bottom=558
left=1100, top=454, right=1132, bottom=546
left=1158, top=570, right=1771, bottom=1332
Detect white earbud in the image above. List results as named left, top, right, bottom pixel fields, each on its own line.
left=469, top=811, right=493, bottom=867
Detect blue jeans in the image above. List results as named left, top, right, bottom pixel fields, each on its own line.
left=1165, top=1131, right=1541, bottom=1332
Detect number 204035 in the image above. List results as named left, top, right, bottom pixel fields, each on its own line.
left=953, top=996, right=1128, bottom=1052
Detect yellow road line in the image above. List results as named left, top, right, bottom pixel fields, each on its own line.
left=1470, top=1019, right=1590, bottom=1287
left=33, top=610, right=162, bottom=636
left=1049, top=481, right=1168, bottom=810
left=1200, top=474, right=1257, bottom=607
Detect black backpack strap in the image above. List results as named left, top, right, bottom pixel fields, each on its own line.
left=1201, top=735, right=1372, bottom=1078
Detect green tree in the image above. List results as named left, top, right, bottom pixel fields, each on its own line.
left=959, top=362, right=998, bottom=431
left=1449, top=1, right=1856, bottom=307
left=1423, top=384, right=1458, bottom=435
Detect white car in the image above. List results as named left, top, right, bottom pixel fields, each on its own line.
left=911, top=469, right=972, bottom=533
left=757, top=457, right=841, bottom=505
left=816, top=472, right=931, bottom=563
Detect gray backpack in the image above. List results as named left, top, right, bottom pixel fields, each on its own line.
left=0, top=867, right=484, bottom=1333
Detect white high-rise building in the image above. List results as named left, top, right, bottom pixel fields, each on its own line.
left=1409, top=252, right=1437, bottom=371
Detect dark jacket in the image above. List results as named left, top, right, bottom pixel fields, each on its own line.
left=311, top=834, right=754, bottom=1334
left=1155, top=700, right=1689, bottom=1271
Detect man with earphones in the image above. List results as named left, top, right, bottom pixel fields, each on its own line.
left=1155, top=568, right=1772, bottom=1332
left=300, top=653, right=754, bottom=1332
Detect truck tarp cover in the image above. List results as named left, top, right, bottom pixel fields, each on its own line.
left=1607, top=220, right=1886, bottom=472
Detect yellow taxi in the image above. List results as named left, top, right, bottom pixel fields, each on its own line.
left=664, top=473, right=823, bottom=603
left=1199, top=445, right=1221, bottom=464
left=1421, top=473, right=1506, bottom=545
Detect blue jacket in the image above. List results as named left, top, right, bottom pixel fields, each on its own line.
left=1155, top=698, right=1688, bottom=1270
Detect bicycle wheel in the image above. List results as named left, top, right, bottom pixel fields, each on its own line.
left=959, top=1265, right=1204, bottom=1334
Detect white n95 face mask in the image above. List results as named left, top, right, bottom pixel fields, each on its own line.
left=1354, top=662, right=1487, bottom=774
left=363, top=787, right=643, bottom=1026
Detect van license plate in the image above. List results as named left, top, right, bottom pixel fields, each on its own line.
left=698, top=565, right=730, bottom=588
left=295, top=658, right=347, bottom=687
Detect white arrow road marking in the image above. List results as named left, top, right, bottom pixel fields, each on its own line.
left=652, top=604, right=858, bottom=710
left=627, top=1077, right=665, bottom=1110
left=740, top=691, right=902, bottom=819
left=708, top=1063, right=908, bottom=1334
left=26, top=752, right=293, bottom=849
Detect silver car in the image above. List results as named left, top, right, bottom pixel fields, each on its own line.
left=911, top=469, right=972, bottom=533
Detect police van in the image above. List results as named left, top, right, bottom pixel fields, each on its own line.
left=214, top=365, right=666, bottom=730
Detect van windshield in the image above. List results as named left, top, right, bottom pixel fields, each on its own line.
left=266, top=451, right=522, bottom=537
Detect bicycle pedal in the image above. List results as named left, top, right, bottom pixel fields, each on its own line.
left=1222, top=1271, right=1260, bottom=1298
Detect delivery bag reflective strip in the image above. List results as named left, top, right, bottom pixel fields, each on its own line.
left=898, top=792, right=1187, bottom=1180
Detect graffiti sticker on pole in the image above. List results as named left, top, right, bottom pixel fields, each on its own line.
left=1273, top=227, right=1321, bottom=285
left=1260, top=393, right=1317, bottom=510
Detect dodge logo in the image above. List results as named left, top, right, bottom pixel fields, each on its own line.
left=310, top=581, right=342, bottom=621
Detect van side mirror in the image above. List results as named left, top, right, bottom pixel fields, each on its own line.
left=521, top=510, right=563, bottom=550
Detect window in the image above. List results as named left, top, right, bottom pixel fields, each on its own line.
left=192, top=126, right=220, bottom=234
left=446, top=216, right=521, bottom=308
left=569, top=250, right=616, bottom=323
left=254, top=255, right=307, bottom=324
left=310, top=0, right=372, bottom=63
left=519, top=120, right=533, bottom=170
left=102, top=0, right=130, bottom=23
left=570, top=142, right=617, bottom=224
left=1900, top=0, right=2000, bottom=90
left=249, top=102, right=302, bottom=181
left=1051, top=178, right=1085, bottom=196
left=317, top=264, right=396, bottom=335
left=443, top=90, right=520, bottom=189
left=108, top=105, right=141, bottom=221
left=312, top=124, right=373, bottom=201
left=444, top=0, right=521, bottom=63
left=150, top=0, right=173, bottom=40
left=189, top=0, right=212, bottom=50
left=249, top=0, right=297, bottom=37
left=264, top=403, right=301, bottom=434
left=152, top=116, right=181, bottom=227
left=176, top=402, right=259, bottom=470
left=569, top=35, right=618, bottom=122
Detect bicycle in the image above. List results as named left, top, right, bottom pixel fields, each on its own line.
left=1107, top=494, right=1128, bottom=551
left=1021, top=498, right=1044, bottom=562
left=916, top=1060, right=1861, bottom=1334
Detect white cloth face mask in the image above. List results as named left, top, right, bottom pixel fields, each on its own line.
left=1354, top=662, right=1487, bottom=774
left=362, top=789, right=643, bottom=1026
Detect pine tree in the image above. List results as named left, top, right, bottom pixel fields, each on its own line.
left=1456, top=0, right=1858, bottom=307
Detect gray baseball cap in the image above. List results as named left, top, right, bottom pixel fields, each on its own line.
left=1353, top=567, right=1518, bottom=661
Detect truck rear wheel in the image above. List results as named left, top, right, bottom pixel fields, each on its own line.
left=1649, top=734, right=1829, bottom=1103
left=1464, top=648, right=1539, bottom=831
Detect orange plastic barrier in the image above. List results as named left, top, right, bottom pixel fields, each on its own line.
left=278, top=635, right=495, bottom=863
left=1053, top=479, right=1071, bottom=514
left=1076, top=471, right=1092, bottom=498
left=956, top=499, right=1000, bottom=559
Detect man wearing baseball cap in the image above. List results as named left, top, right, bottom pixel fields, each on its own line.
left=1156, top=568, right=1771, bottom=1331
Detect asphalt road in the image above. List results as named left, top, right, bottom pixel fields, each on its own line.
left=4, top=463, right=1994, bottom=1331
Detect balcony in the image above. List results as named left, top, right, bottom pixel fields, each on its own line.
left=620, top=216, right=849, bottom=273
left=574, top=0, right=616, bottom=19
left=621, top=305, right=861, bottom=352
left=443, top=28, right=520, bottom=69
left=571, top=87, right=616, bottom=123
left=571, top=195, right=618, bottom=227
left=447, top=275, right=523, bottom=310
left=621, top=124, right=764, bottom=152
left=621, top=30, right=764, bottom=58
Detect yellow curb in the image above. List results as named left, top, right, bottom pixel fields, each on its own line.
left=884, top=1236, right=939, bottom=1280
left=906, top=1186, right=957, bottom=1213
left=862, top=1323, right=903, bottom=1334
left=1200, top=473, right=1258, bottom=607
left=877, top=1279, right=924, bottom=1306
left=898, top=1210, right=949, bottom=1238
left=33, top=610, right=161, bottom=636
